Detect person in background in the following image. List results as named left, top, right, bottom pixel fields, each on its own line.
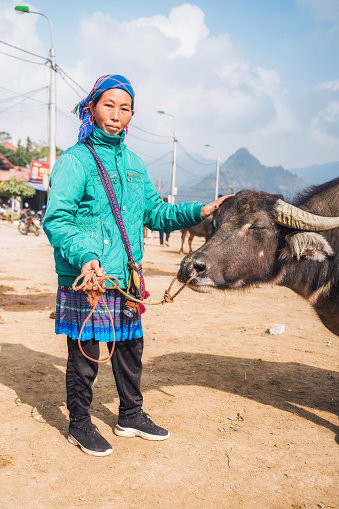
left=159, top=198, right=171, bottom=246
left=159, top=230, right=170, bottom=247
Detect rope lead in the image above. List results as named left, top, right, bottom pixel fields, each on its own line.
left=71, top=269, right=196, bottom=363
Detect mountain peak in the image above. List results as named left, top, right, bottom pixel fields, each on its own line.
left=225, top=147, right=261, bottom=170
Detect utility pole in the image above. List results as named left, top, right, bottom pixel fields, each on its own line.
left=49, top=44, right=56, bottom=176
left=204, top=144, right=220, bottom=201
left=157, top=176, right=162, bottom=196
left=157, top=110, right=177, bottom=204
left=15, top=6, right=56, bottom=188
left=215, top=156, right=220, bottom=201
left=171, top=131, right=177, bottom=205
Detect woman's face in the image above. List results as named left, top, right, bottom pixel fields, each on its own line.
left=89, top=88, right=134, bottom=136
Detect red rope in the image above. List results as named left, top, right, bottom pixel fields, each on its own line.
left=72, top=269, right=197, bottom=363
left=75, top=272, right=116, bottom=364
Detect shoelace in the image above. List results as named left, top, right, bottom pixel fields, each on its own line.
left=81, top=424, right=100, bottom=436
left=140, top=411, right=156, bottom=427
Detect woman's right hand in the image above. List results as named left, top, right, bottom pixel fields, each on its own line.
left=81, top=259, right=105, bottom=278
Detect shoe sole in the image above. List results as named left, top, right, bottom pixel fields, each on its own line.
left=68, top=434, right=113, bottom=456
left=114, top=424, right=170, bottom=441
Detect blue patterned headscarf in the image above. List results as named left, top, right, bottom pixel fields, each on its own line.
left=72, top=74, right=135, bottom=144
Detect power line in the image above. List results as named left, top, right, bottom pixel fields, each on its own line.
left=56, top=106, right=81, bottom=127
left=0, top=86, right=48, bottom=104
left=128, top=132, right=172, bottom=145
left=176, top=162, right=205, bottom=180
left=0, top=87, right=49, bottom=114
left=130, top=123, right=172, bottom=139
left=0, top=39, right=49, bottom=61
left=0, top=49, right=49, bottom=66
left=177, top=141, right=214, bottom=166
left=55, top=67, right=83, bottom=99
left=0, top=40, right=87, bottom=97
left=55, top=64, right=88, bottom=94
left=144, top=151, right=172, bottom=166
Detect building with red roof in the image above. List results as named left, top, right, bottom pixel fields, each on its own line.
left=1, top=141, right=18, bottom=152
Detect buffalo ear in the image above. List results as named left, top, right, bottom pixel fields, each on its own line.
left=279, top=232, right=334, bottom=262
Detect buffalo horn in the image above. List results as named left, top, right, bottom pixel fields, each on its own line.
left=274, top=199, right=339, bottom=231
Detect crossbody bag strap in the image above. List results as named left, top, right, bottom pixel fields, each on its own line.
left=85, top=139, right=136, bottom=266
left=85, top=139, right=148, bottom=301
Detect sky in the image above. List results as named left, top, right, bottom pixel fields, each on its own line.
left=0, top=0, right=338, bottom=171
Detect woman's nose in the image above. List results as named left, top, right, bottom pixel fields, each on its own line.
left=111, top=107, right=119, bottom=119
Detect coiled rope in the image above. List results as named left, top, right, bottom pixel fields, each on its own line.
left=72, top=270, right=196, bottom=363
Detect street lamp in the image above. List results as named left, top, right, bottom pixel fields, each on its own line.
left=15, top=5, right=56, bottom=186
left=157, top=110, right=177, bottom=205
left=204, top=144, right=220, bottom=201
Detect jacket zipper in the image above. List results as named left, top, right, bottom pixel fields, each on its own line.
left=127, top=173, right=141, bottom=181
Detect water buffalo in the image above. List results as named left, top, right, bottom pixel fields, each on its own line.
left=179, top=216, right=213, bottom=254
left=178, top=178, right=339, bottom=336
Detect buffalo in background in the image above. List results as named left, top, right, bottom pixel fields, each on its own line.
left=179, top=216, right=213, bottom=254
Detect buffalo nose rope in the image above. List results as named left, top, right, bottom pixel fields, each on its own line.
left=72, top=270, right=196, bottom=363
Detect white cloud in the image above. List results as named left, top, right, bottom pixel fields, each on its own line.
left=0, top=2, right=338, bottom=170
left=130, top=3, right=209, bottom=58
left=319, top=80, right=339, bottom=91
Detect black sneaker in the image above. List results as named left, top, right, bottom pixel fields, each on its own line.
left=114, top=410, right=170, bottom=441
left=68, top=423, right=113, bottom=456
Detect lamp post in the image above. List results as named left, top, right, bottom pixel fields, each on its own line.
left=157, top=110, right=177, bottom=205
left=15, top=6, right=56, bottom=186
left=204, top=144, right=220, bottom=201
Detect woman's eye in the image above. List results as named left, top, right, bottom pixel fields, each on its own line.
left=251, top=226, right=265, bottom=231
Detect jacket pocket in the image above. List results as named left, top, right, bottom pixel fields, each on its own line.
left=127, top=172, right=142, bottom=182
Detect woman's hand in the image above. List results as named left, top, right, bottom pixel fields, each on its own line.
left=81, top=259, right=105, bottom=278
left=201, top=194, right=234, bottom=218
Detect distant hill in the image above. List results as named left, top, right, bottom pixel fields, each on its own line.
left=146, top=151, right=215, bottom=195
left=288, top=162, right=339, bottom=185
left=175, top=148, right=308, bottom=203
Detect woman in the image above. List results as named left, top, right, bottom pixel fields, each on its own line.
left=43, top=74, right=229, bottom=457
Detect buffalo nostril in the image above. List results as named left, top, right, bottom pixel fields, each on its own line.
left=193, top=259, right=206, bottom=274
left=178, top=260, right=195, bottom=282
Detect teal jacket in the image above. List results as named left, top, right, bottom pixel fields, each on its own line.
left=43, top=126, right=204, bottom=288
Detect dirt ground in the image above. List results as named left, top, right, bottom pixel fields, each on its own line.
left=0, top=223, right=338, bottom=509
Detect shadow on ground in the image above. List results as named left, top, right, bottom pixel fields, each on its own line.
left=0, top=343, right=338, bottom=440
left=0, top=287, right=56, bottom=311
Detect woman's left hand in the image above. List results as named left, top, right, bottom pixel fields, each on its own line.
left=201, top=194, right=234, bottom=218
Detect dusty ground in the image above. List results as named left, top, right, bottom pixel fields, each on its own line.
left=0, top=223, right=338, bottom=509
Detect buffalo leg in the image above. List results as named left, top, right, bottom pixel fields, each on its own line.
left=179, top=230, right=187, bottom=254
left=188, top=233, right=194, bottom=253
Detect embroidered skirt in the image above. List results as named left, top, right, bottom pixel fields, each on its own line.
left=55, top=286, right=143, bottom=342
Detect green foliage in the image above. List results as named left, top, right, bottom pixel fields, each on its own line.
left=0, top=134, right=63, bottom=167
left=0, top=177, right=36, bottom=199
left=0, top=131, right=11, bottom=143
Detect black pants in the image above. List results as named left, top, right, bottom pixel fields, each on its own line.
left=66, top=336, right=143, bottom=427
left=159, top=231, right=170, bottom=245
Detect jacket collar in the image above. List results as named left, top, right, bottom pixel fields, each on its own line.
left=90, top=125, right=126, bottom=150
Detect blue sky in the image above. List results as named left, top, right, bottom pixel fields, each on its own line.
left=0, top=0, right=338, bottom=169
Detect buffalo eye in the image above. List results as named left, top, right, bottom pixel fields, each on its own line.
left=250, top=226, right=266, bottom=231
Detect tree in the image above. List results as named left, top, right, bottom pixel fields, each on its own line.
left=0, top=177, right=35, bottom=208
left=0, top=131, right=11, bottom=143
left=0, top=132, right=64, bottom=167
